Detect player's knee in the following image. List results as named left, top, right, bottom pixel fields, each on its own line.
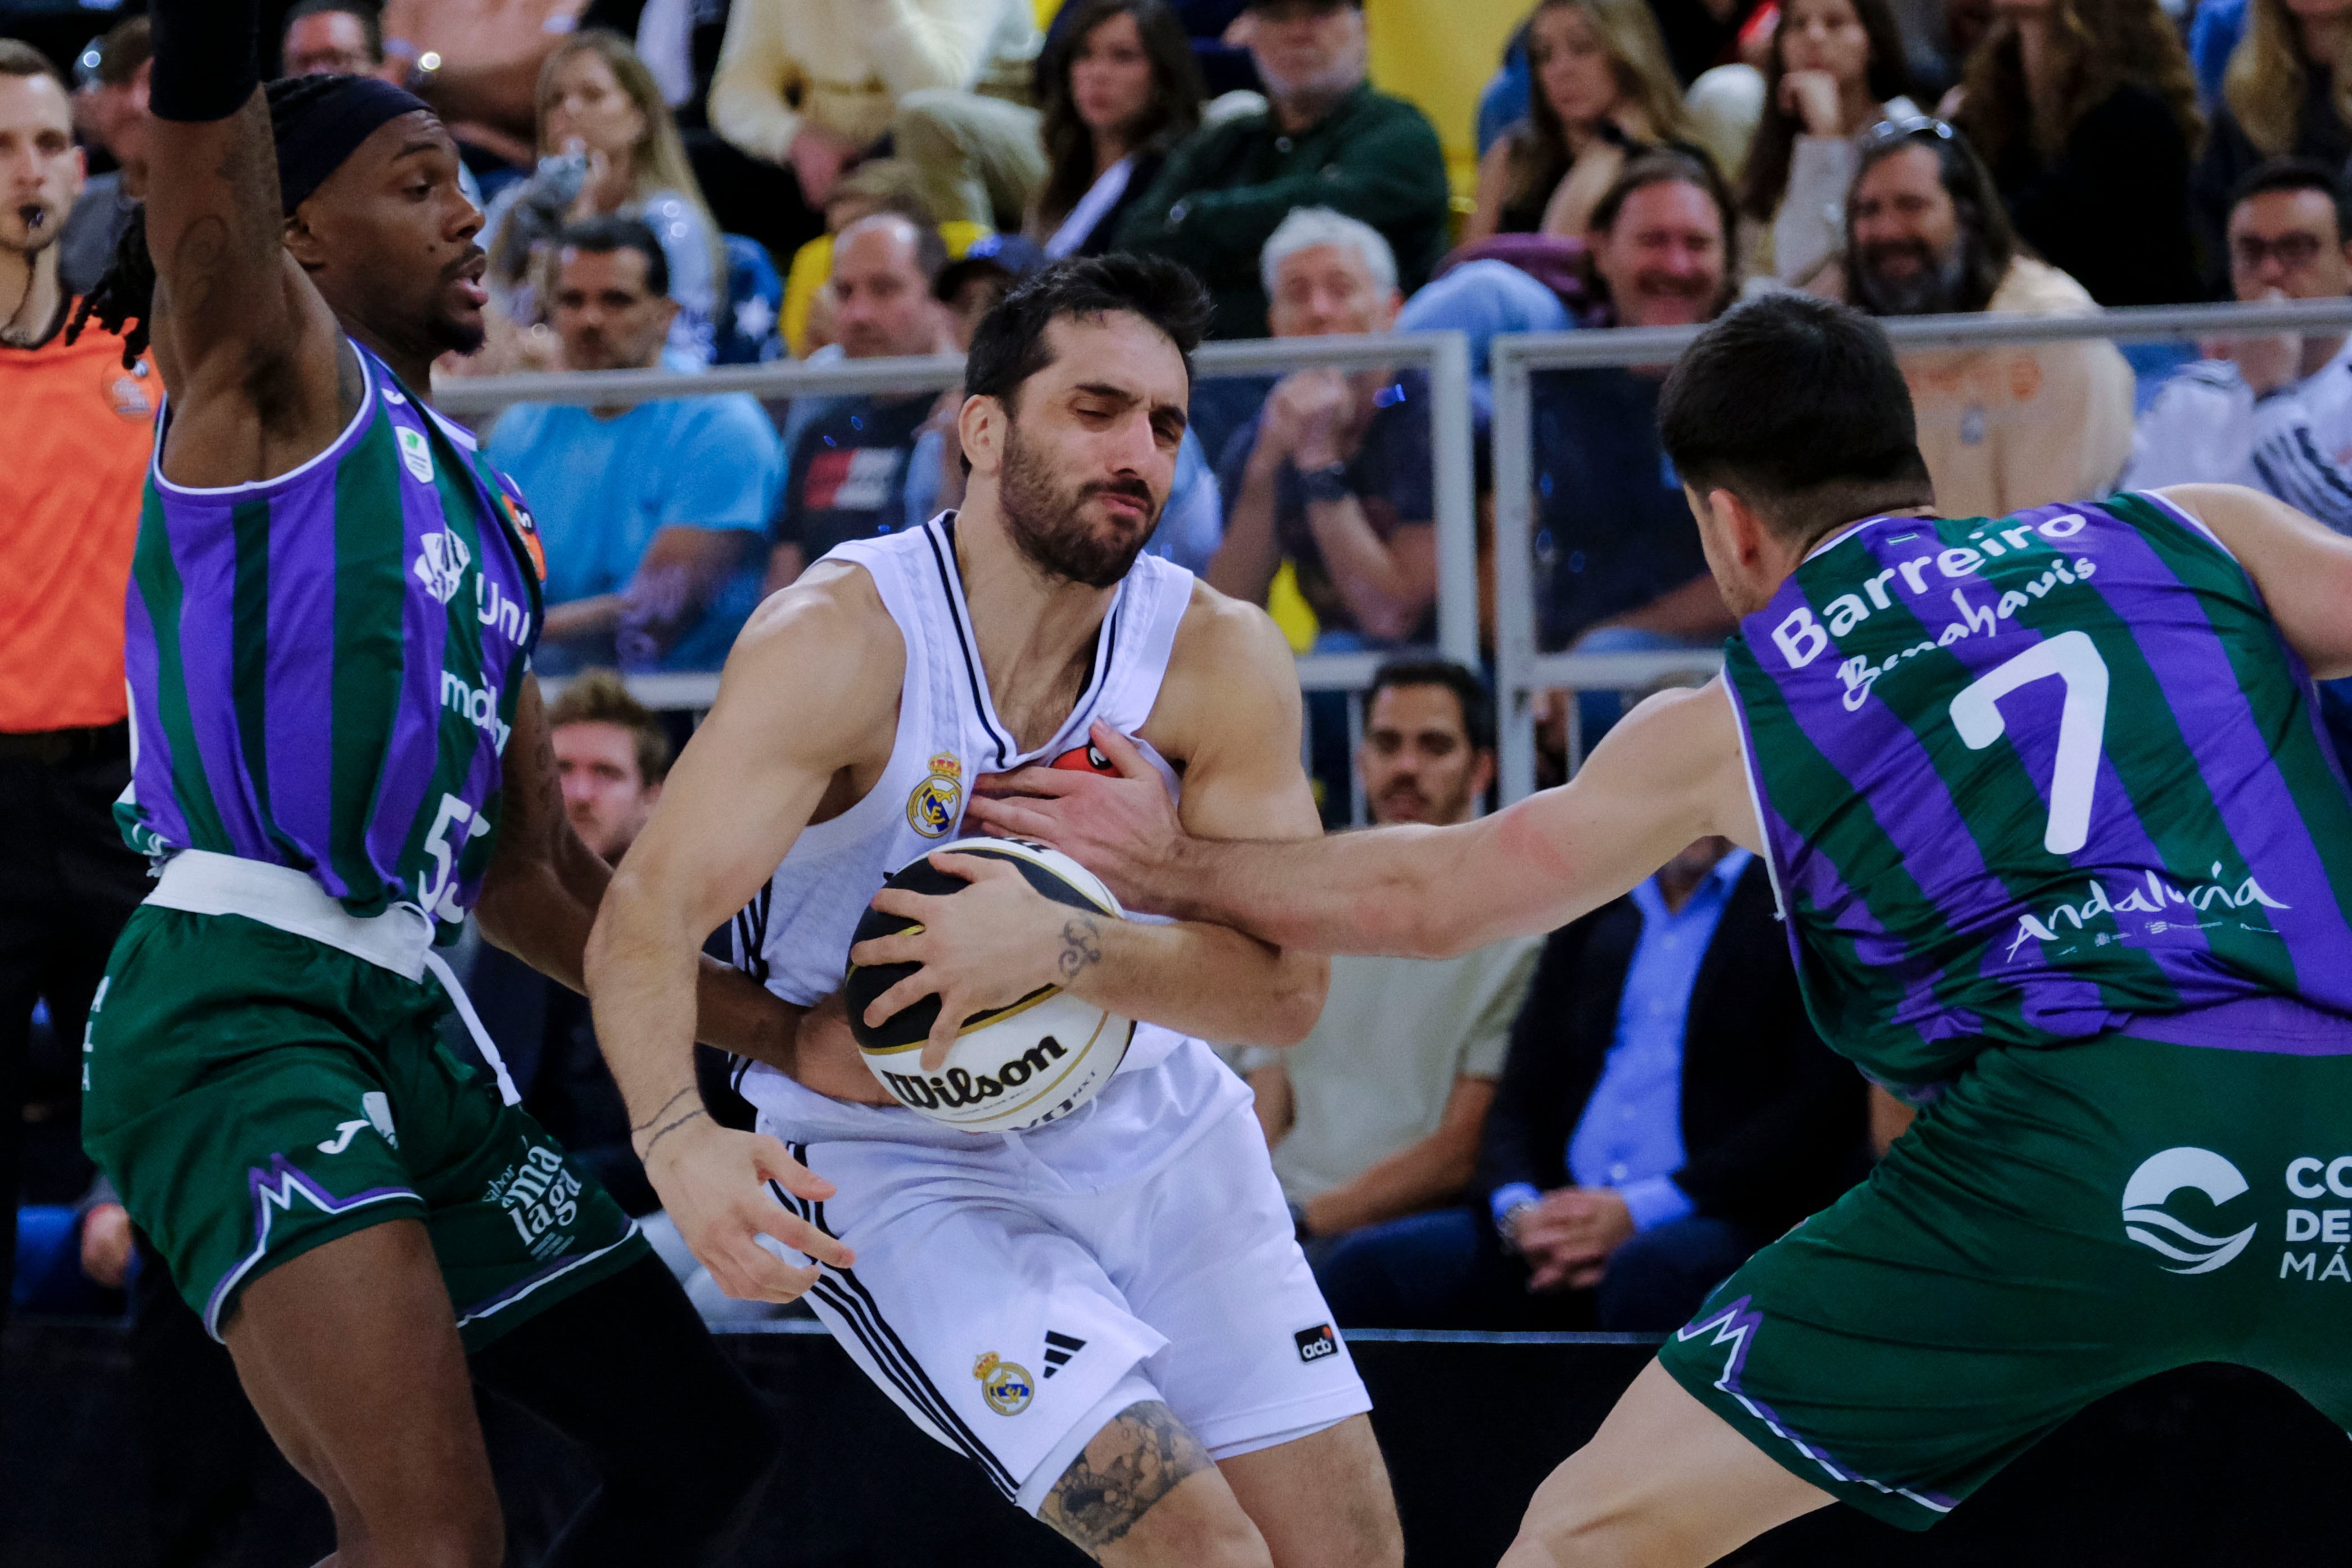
left=1507, top=1449, right=1667, bottom=1568
left=355, top=1493, right=502, bottom=1568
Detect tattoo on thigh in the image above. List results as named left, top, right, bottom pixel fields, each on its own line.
left=1040, top=1400, right=1213, bottom=1553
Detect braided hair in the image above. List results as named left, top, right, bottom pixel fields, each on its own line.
left=66, top=75, right=363, bottom=369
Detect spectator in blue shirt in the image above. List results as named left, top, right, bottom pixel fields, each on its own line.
left=1315, top=838, right=1867, bottom=1331
left=487, top=217, right=784, bottom=672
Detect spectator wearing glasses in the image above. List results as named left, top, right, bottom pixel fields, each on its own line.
left=1838, top=119, right=2133, bottom=518
left=1735, top=0, right=1920, bottom=287
left=2195, top=0, right=2352, bottom=293
left=2129, top=160, right=2352, bottom=527
left=58, top=17, right=149, bottom=299
left=1114, top=0, right=1450, bottom=338
left=481, top=29, right=726, bottom=370
left=1029, top=0, right=1206, bottom=259
left=1316, top=838, right=1866, bottom=1331
left=1464, top=0, right=1697, bottom=245
left=281, top=0, right=386, bottom=77
left=1947, top=0, right=2202, bottom=308
left=487, top=219, right=784, bottom=674
left=1210, top=209, right=1438, bottom=649
left=1238, top=661, right=1541, bottom=1269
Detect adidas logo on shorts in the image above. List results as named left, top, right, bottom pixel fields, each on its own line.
left=1043, top=1329, right=1085, bottom=1379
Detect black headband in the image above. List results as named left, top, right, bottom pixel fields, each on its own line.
left=271, top=75, right=435, bottom=214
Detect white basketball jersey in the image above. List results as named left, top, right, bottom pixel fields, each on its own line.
left=734, top=512, right=1238, bottom=1160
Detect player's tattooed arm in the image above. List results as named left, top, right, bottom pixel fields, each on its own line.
left=1057, top=917, right=1105, bottom=983
left=1040, top=1402, right=1216, bottom=1555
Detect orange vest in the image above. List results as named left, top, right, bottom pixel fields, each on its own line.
left=0, top=308, right=157, bottom=732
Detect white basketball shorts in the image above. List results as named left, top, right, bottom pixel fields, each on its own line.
left=759, top=1094, right=1373, bottom=1514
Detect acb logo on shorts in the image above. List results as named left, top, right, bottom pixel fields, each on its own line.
left=973, top=1351, right=1033, bottom=1416
left=1295, top=1323, right=1339, bottom=1363
left=908, top=752, right=962, bottom=839
left=2121, top=1147, right=2258, bottom=1275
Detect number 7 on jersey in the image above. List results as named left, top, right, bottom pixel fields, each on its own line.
left=1948, top=630, right=2111, bottom=857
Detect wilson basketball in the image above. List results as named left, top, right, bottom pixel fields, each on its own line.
left=845, top=837, right=1135, bottom=1133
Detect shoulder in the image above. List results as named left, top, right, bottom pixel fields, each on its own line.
left=1990, top=255, right=2098, bottom=314
left=1152, top=579, right=1299, bottom=751
left=723, top=559, right=906, bottom=719
left=485, top=399, right=562, bottom=454
left=672, top=391, right=784, bottom=446
left=1359, top=87, right=1442, bottom=138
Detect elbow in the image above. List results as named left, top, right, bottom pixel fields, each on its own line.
left=1257, top=954, right=1330, bottom=1048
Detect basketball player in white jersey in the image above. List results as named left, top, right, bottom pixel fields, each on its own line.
left=586, top=256, right=1404, bottom=1567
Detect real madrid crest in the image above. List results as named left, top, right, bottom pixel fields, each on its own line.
left=973, top=1351, right=1033, bottom=1416
left=908, top=751, right=963, bottom=839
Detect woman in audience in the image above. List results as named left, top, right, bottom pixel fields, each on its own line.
left=1737, top=0, right=1920, bottom=286
left=1465, top=0, right=1696, bottom=242
left=1029, top=0, right=1206, bottom=259
left=482, top=29, right=728, bottom=368
left=1949, top=0, right=2202, bottom=305
left=2195, top=0, right=2352, bottom=289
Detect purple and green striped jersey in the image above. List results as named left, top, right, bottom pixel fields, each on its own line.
left=119, top=338, right=548, bottom=939
left=1725, top=493, right=2352, bottom=1094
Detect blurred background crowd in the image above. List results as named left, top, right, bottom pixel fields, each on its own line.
left=10, top=0, right=2352, bottom=1549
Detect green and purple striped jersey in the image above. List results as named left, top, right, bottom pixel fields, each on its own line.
left=119, top=339, right=548, bottom=939
left=1725, top=493, right=2352, bottom=1095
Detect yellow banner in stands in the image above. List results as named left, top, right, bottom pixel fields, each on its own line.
left=1365, top=0, right=1522, bottom=205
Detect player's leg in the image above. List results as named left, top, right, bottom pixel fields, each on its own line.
left=1086, top=1080, right=1398, bottom=1568
left=1216, top=1413, right=1403, bottom=1568
left=1037, top=1397, right=1273, bottom=1567
left=222, top=1217, right=503, bottom=1567
left=467, top=1249, right=783, bottom=1567
left=1498, top=1361, right=1831, bottom=1568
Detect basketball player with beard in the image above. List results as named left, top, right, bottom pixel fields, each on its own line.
left=71, top=1, right=807, bottom=1561
left=589, top=256, right=1404, bottom=1567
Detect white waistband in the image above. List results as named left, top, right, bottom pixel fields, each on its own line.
left=143, top=850, right=521, bottom=1105
left=147, top=851, right=435, bottom=978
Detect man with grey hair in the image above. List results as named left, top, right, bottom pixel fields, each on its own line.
left=1208, top=206, right=1440, bottom=649
left=1113, top=0, right=1448, bottom=338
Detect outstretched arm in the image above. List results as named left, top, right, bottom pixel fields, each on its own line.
left=968, top=679, right=1761, bottom=960
left=584, top=567, right=902, bottom=1300
left=141, top=0, right=349, bottom=487
left=852, top=593, right=1333, bottom=1067
left=2161, top=483, right=2352, bottom=679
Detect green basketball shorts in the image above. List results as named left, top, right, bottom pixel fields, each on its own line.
left=82, top=904, right=645, bottom=1349
left=1657, top=1027, right=2352, bottom=1530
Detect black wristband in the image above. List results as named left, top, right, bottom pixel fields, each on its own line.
left=148, top=0, right=262, bottom=124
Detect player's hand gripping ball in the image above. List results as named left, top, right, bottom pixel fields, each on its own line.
left=845, top=838, right=1135, bottom=1133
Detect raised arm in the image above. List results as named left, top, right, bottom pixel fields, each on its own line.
left=2162, top=482, right=2352, bottom=679
left=583, top=567, right=904, bottom=1299
left=141, top=0, right=348, bottom=486
left=852, top=590, right=1333, bottom=1066
left=969, top=677, right=1762, bottom=960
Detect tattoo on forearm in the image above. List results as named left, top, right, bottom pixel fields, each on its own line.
left=631, top=1085, right=698, bottom=1136
left=1057, top=917, right=1103, bottom=983
left=638, top=1103, right=707, bottom=1161
left=1040, top=1402, right=1212, bottom=1552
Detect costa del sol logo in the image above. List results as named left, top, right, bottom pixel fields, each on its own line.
left=2122, top=1147, right=2258, bottom=1275
left=973, top=1351, right=1033, bottom=1416
left=906, top=752, right=961, bottom=839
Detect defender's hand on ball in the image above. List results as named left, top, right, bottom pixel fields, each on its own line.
left=963, top=722, right=1180, bottom=910
left=851, top=852, right=1097, bottom=1073
left=642, top=1117, right=855, bottom=1302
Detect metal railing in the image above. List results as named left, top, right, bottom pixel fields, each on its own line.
left=453, top=333, right=1474, bottom=824
left=1489, top=296, right=2352, bottom=802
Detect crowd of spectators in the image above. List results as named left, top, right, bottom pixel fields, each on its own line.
left=20, top=0, right=2352, bottom=1376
